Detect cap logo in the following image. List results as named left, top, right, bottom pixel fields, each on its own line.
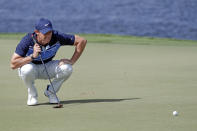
left=45, top=23, right=49, bottom=27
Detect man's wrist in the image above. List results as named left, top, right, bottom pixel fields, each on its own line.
left=70, top=59, right=75, bottom=65
left=30, top=54, right=35, bottom=60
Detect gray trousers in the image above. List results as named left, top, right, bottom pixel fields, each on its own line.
left=18, top=60, right=73, bottom=98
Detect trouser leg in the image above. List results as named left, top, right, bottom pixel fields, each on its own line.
left=18, top=64, right=38, bottom=98
left=49, top=64, right=73, bottom=92
left=38, top=60, right=73, bottom=93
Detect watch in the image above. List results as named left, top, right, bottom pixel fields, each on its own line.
left=30, top=54, right=35, bottom=60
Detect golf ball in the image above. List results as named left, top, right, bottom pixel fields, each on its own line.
left=173, top=111, right=178, bottom=116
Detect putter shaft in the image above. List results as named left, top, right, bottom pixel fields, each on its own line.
left=39, top=55, right=61, bottom=105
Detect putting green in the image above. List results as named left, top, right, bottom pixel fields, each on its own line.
left=0, top=35, right=197, bottom=131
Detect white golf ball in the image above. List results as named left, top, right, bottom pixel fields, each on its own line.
left=173, top=111, right=178, bottom=116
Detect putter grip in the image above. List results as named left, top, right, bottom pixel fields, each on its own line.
left=32, top=35, right=42, bottom=48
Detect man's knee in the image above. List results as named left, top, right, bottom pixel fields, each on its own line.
left=19, top=64, right=35, bottom=78
left=56, top=64, right=73, bottom=79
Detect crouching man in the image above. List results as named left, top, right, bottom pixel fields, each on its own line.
left=10, top=18, right=87, bottom=106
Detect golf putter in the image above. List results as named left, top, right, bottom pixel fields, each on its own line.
left=32, top=36, right=63, bottom=108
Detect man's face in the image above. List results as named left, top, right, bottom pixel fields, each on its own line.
left=36, top=30, right=52, bottom=45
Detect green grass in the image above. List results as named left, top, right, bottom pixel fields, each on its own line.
left=1, top=34, right=197, bottom=131
left=0, top=33, right=197, bottom=46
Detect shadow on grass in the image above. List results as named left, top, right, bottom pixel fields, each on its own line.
left=39, top=98, right=141, bottom=106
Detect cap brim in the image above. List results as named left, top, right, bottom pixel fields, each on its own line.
left=40, top=27, right=53, bottom=34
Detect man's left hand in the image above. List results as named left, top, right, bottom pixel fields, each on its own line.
left=59, top=59, right=73, bottom=66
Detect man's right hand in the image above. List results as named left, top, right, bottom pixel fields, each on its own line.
left=33, top=43, right=41, bottom=58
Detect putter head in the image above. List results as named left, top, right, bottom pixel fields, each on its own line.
left=53, top=104, right=63, bottom=108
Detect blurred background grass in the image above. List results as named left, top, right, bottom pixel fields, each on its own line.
left=0, top=33, right=197, bottom=46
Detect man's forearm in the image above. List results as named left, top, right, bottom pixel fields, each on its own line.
left=70, top=48, right=83, bottom=65
left=70, top=39, right=87, bottom=65
left=11, top=56, right=32, bottom=69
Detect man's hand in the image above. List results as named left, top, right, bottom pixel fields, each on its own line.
left=59, top=59, right=73, bottom=66
left=33, top=43, right=41, bottom=58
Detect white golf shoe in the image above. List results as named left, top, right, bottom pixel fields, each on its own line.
left=44, top=85, right=59, bottom=104
left=27, top=95, right=38, bottom=106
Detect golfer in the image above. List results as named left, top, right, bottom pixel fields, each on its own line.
left=10, top=18, right=87, bottom=106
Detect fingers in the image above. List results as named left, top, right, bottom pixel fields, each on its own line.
left=34, top=43, right=41, bottom=51
left=33, top=43, right=41, bottom=58
left=59, top=61, right=65, bottom=66
left=59, top=59, right=73, bottom=66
